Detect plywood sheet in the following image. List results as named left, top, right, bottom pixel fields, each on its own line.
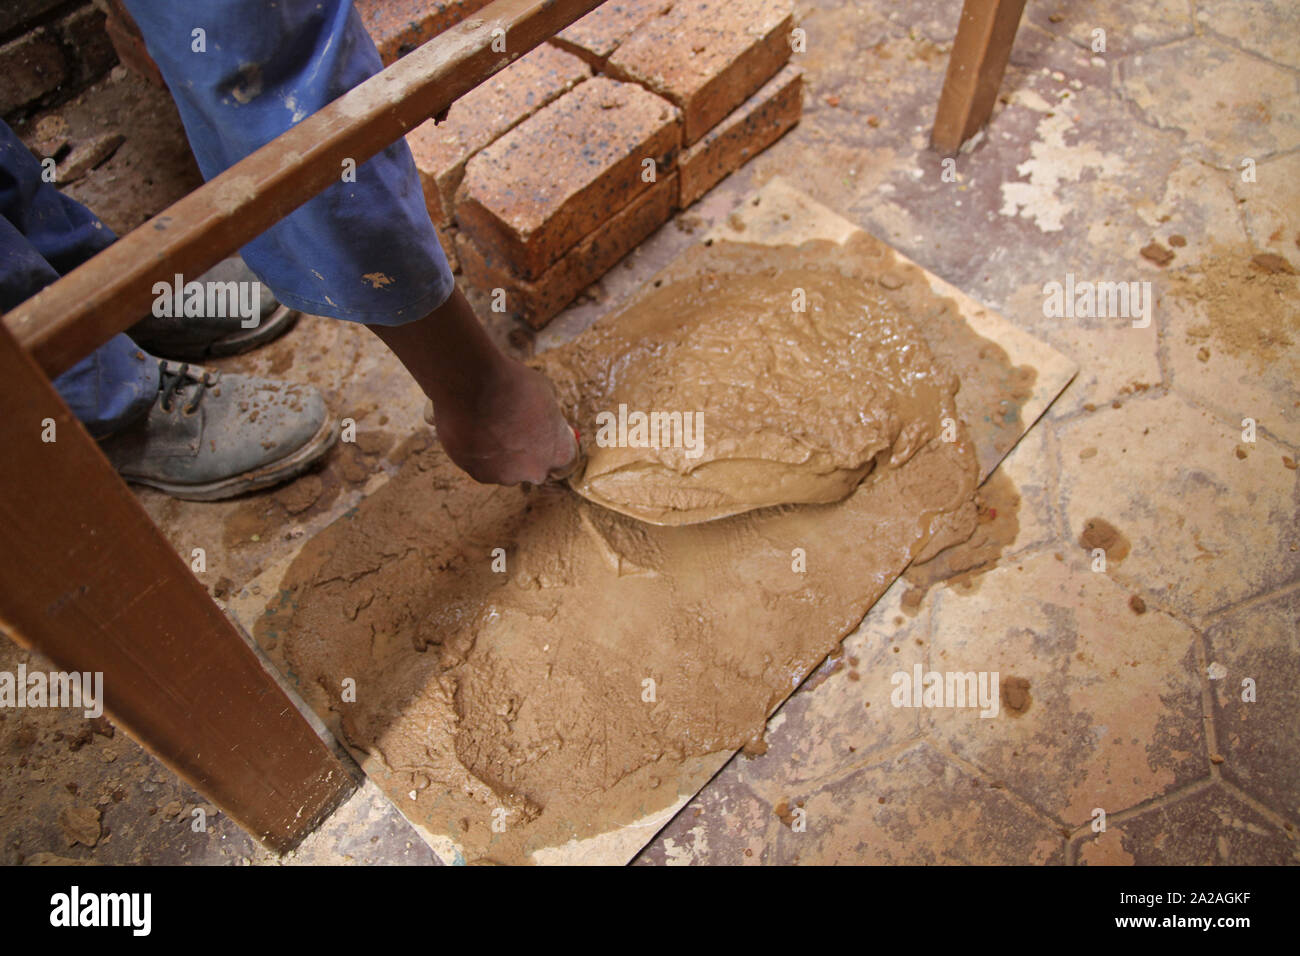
left=230, top=179, right=1076, bottom=864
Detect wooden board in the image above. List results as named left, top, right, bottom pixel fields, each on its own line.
left=932, top=0, right=1028, bottom=154
left=0, top=320, right=354, bottom=854
left=230, top=178, right=1076, bottom=863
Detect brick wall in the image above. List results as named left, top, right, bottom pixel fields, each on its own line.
left=1, top=0, right=117, bottom=119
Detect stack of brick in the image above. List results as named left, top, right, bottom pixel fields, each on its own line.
left=354, top=0, right=493, bottom=64
left=454, top=74, right=681, bottom=322
left=405, top=42, right=592, bottom=274
left=409, top=0, right=803, bottom=327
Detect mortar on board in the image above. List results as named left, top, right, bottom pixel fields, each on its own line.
left=534, top=238, right=976, bottom=527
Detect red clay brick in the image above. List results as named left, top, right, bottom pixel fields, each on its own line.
left=58, top=6, right=118, bottom=86
left=1, top=2, right=65, bottom=37
left=679, top=64, right=801, bottom=207
left=103, top=0, right=164, bottom=88
left=551, top=0, right=670, bottom=68
left=456, top=76, right=680, bottom=280
left=458, top=172, right=677, bottom=328
left=606, top=0, right=793, bottom=146
left=406, top=44, right=591, bottom=227
left=355, top=0, right=492, bottom=64
left=0, top=28, right=67, bottom=114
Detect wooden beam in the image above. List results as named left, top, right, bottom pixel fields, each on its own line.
left=0, top=318, right=354, bottom=852
left=931, top=0, right=1026, bottom=154
left=3, top=0, right=605, bottom=378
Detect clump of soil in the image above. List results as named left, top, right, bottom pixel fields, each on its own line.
left=1251, top=253, right=1296, bottom=275
left=1001, top=677, right=1032, bottom=715
left=1079, top=517, right=1130, bottom=563
left=1140, top=241, right=1175, bottom=266
left=774, top=798, right=804, bottom=828
left=273, top=474, right=324, bottom=515
left=1171, top=250, right=1298, bottom=366
left=58, top=806, right=101, bottom=847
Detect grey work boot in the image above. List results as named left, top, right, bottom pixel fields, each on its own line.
left=101, top=360, right=338, bottom=501
left=129, top=257, right=298, bottom=360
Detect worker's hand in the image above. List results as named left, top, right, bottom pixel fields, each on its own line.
left=426, top=359, right=579, bottom=486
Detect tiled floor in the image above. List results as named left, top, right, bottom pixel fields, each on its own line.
left=1, top=0, right=1296, bottom=865
left=634, top=0, right=1299, bottom=865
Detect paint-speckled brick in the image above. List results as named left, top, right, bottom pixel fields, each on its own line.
left=406, top=44, right=591, bottom=227
left=606, top=0, right=793, bottom=146
left=458, top=172, right=676, bottom=328
left=457, top=77, right=680, bottom=280
left=355, top=0, right=491, bottom=64
left=679, top=64, right=801, bottom=207
left=551, top=0, right=670, bottom=68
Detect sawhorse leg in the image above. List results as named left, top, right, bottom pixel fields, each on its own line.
left=0, top=321, right=354, bottom=853
left=932, top=0, right=1027, bottom=154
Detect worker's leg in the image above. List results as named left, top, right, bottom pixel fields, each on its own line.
left=370, top=293, right=579, bottom=486
left=1, top=120, right=336, bottom=496
left=123, top=0, right=576, bottom=485
left=123, top=0, right=454, bottom=325
left=0, top=120, right=158, bottom=437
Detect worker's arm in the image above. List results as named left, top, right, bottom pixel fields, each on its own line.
left=371, top=289, right=577, bottom=486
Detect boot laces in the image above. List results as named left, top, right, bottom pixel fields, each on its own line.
left=159, top=362, right=215, bottom=414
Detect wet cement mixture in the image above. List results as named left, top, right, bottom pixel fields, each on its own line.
left=899, top=468, right=1023, bottom=608
left=554, top=248, right=964, bottom=524
left=255, top=236, right=1036, bottom=864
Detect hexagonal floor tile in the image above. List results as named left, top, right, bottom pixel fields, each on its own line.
left=1073, top=783, right=1296, bottom=864
left=1197, top=0, right=1300, bottom=70
left=1028, top=308, right=1162, bottom=419
left=1236, top=151, right=1300, bottom=255
left=1028, top=0, right=1194, bottom=57
left=992, top=82, right=1127, bottom=238
left=1009, top=156, right=1246, bottom=419
left=1120, top=38, right=1300, bottom=167
left=924, top=549, right=1205, bottom=827
left=768, top=742, right=1064, bottom=864
left=634, top=769, right=774, bottom=865
left=1055, top=391, right=1300, bottom=617
left=854, top=66, right=1136, bottom=305
left=1129, top=158, right=1250, bottom=270
left=1204, top=583, right=1300, bottom=820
